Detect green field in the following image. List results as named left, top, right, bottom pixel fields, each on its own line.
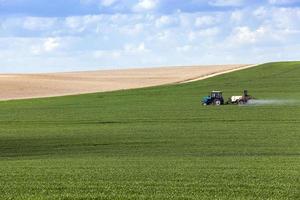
left=0, top=62, right=299, bottom=199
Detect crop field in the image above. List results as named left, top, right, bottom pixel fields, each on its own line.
left=0, top=62, right=299, bottom=199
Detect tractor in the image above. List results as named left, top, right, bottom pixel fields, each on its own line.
left=202, top=91, right=224, bottom=106
left=227, top=90, right=253, bottom=104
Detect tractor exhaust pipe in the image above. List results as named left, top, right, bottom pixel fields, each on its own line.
left=244, top=90, right=248, bottom=97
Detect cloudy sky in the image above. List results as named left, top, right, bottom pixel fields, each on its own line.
left=0, top=0, right=300, bottom=72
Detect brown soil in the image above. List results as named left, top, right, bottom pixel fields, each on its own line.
left=0, top=64, right=253, bottom=100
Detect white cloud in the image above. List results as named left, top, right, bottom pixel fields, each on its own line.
left=188, top=27, right=219, bottom=41
left=176, top=15, right=193, bottom=30
left=1, top=6, right=300, bottom=72
left=93, top=42, right=149, bottom=60
left=155, top=30, right=173, bottom=41
left=44, top=38, right=60, bottom=52
left=133, top=0, right=158, bottom=12
left=230, top=26, right=267, bottom=44
left=93, top=50, right=121, bottom=59
left=155, top=15, right=176, bottom=28
left=230, top=10, right=244, bottom=22
left=64, top=15, right=104, bottom=35
left=30, top=37, right=61, bottom=55
left=271, top=7, right=300, bottom=30
left=123, top=42, right=149, bottom=54
left=65, top=16, right=84, bottom=31
left=80, top=0, right=118, bottom=9
left=101, top=0, right=118, bottom=7
left=195, top=16, right=217, bottom=27
left=209, top=0, right=244, bottom=6
left=176, top=45, right=197, bottom=53
left=119, top=23, right=144, bottom=35
left=23, top=17, right=56, bottom=31
left=253, top=7, right=268, bottom=19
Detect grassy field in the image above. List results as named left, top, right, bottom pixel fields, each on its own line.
left=0, top=62, right=299, bottom=199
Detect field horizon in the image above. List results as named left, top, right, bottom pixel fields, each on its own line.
left=0, top=61, right=299, bottom=199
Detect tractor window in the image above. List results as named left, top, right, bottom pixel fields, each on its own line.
left=211, top=92, right=222, bottom=98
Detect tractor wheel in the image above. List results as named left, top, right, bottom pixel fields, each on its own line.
left=238, top=100, right=245, bottom=105
left=214, top=100, right=221, bottom=106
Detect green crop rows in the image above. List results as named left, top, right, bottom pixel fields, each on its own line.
left=0, top=62, right=299, bottom=199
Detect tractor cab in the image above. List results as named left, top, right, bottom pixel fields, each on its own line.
left=211, top=91, right=223, bottom=99
left=202, top=91, right=224, bottom=106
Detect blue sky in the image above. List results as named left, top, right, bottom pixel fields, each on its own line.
left=0, top=0, right=300, bottom=72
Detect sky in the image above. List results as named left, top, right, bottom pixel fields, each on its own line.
left=0, top=0, right=300, bottom=72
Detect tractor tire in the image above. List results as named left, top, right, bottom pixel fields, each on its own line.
left=238, top=100, right=245, bottom=105
left=214, top=100, right=221, bottom=106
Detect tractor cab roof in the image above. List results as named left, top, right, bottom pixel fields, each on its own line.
left=211, top=91, right=222, bottom=93
left=210, top=91, right=223, bottom=98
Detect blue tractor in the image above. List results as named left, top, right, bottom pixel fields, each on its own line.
left=202, top=91, right=224, bottom=106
